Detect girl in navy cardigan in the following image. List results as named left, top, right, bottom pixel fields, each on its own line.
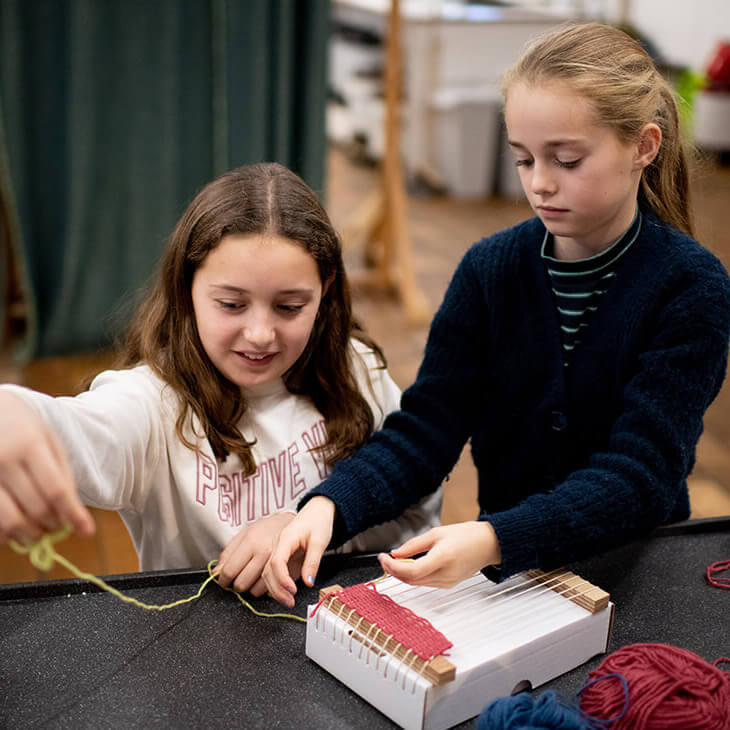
left=263, top=22, right=730, bottom=606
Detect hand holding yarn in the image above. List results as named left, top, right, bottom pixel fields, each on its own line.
left=0, top=390, right=95, bottom=545
left=379, top=521, right=502, bottom=589
left=216, top=511, right=299, bottom=595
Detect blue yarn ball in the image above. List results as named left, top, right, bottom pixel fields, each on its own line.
left=477, top=691, right=588, bottom=730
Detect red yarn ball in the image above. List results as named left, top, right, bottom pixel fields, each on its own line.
left=579, top=643, right=730, bottom=729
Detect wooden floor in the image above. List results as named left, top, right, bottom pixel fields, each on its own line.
left=2, top=145, right=730, bottom=584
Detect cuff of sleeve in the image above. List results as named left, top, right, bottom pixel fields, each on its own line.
left=479, top=509, right=543, bottom=579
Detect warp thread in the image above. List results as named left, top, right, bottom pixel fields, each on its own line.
left=9, top=526, right=305, bottom=622
left=478, top=643, right=730, bottom=730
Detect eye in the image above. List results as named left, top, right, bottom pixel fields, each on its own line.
left=556, top=158, right=581, bottom=169
left=277, top=304, right=305, bottom=314
left=216, top=300, right=244, bottom=311
left=514, top=158, right=533, bottom=168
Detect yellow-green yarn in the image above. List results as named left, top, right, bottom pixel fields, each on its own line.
left=9, top=526, right=305, bottom=622
left=216, top=579, right=306, bottom=622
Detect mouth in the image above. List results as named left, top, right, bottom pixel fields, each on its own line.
left=235, top=351, right=277, bottom=365
left=537, top=205, right=569, bottom=217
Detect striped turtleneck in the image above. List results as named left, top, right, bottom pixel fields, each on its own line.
left=541, top=210, right=642, bottom=366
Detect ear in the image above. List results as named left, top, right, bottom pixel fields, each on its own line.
left=634, top=123, right=662, bottom=170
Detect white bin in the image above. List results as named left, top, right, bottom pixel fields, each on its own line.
left=694, top=91, right=730, bottom=151
left=430, top=86, right=502, bottom=198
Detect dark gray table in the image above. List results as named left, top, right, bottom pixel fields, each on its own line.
left=1, top=518, right=727, bottom=728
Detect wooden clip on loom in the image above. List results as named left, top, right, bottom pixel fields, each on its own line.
left=306, top=568, right=613, bottom=730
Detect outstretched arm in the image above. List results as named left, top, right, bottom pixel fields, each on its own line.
left=297, top=247, right=490, bottom=551
left=0, top=390, right=95, bottom=544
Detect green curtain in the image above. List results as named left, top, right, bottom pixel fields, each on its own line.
left=0, top=0, right=329, bottom=360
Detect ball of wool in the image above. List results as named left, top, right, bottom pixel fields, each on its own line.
left=477, top=690, right=588, bottom=729
left=579, top=643, right=730, bottom=729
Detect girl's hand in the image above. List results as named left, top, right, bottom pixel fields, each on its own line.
left=262, top=496, right=335, bottom=607
left=215, top=511, right=302, bottom=596
left=378, top=521, right=502, bottom=588
left=0, top=391, right=95, bottom=545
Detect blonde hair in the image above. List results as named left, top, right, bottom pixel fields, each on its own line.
left=502, top=22, right=693, bottom=236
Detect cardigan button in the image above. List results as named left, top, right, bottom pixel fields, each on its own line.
left=550, top=410, right=567, bottom=431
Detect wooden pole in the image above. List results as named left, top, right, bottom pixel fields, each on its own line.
left=341, top=0, right=430, bottom=325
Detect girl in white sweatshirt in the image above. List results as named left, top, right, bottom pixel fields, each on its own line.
left=0, top=162, right=440, bottom=594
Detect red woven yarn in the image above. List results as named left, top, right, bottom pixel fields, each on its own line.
left=335, top=582, right=453, bottom=661
left=579, top=643, right=730, bottom=729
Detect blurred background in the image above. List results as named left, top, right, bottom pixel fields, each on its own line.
left=2, top=0, right=730, bottom=582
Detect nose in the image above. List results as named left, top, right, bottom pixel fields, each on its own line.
left=243, top=308, right=275, bottom=348
left=530, top=161, right=557, bottom=196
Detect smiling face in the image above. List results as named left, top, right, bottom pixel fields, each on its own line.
left=191, top=233, right=324, bottom=390
left=505, top=81, right=649, bottom=260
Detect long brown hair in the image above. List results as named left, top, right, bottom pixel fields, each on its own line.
left=119, top=162, right=385, bottom=475
left=502, top=22, right=693, bottom=236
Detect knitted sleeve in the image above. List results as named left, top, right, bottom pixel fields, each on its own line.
left=303, top=240, right=496, bottom=545
left=488, top=246, right=730, bottom=577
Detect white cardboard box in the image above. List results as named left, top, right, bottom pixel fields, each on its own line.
left=306, top=571, right=613, bottom=730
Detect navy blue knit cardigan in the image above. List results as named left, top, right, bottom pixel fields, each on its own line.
left=305, top=211, right=730, bottom=577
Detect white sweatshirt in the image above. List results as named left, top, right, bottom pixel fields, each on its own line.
left=3, top=339, right=441, bottom=570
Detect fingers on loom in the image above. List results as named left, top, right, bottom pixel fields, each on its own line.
left=391, top=531, right=435, bottom=557
left=380, top=551, right=438, bottom=584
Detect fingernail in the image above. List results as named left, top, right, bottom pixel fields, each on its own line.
left=307, top=575, right=315, bottom=586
